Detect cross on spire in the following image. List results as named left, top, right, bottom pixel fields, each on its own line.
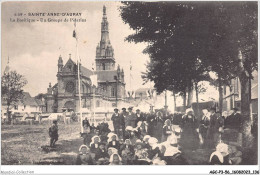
left=103, top=5, right=106, bottom=15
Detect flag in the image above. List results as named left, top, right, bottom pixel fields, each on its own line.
left=130, top=60, right=132, bottom=70
left=90, top=74, right=98, bottom=87
left=92, top=63, right=95, bottom=71
left=73, top=30, right=76, bottom=38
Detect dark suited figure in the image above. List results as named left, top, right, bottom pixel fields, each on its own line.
left=225, top=108, right=242, bottom=132
left=120, top=108, right=128, bottom=139
left=207, top=107, right=223, bottom=149
left=147, top=112, right=156, bottom=136
left=125, top=107, right=137, bottom=128
left=49, top=120, right=58, bottom=147
left=135, top=109, right=145, bottom=126
left=82, top=117, right=91, bottom=145
left=199, top=109, right=210, bottom=147
left=111, top=108, right=121, bottom=136
left=151, top=111, right=164, bottom=142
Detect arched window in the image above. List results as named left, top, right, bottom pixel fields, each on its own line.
left=102, top=63, right=105, bottom=70
left=96, top=101, right=100, bottom=107
left=82, top=84, right=85, bottom=93
left=111, top=87, right=115, bottom=97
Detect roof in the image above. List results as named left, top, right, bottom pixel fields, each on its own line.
left=95, top=70, right=118, bottom=82
left=22, top=92, right=38, bottom=106
left=135, top=88, right=152, bottom=93
left=35, top=98, right=45, bottom=106
left=81, top=66, right=93, bottom=78
left=63, top=58, right=93, bottom=78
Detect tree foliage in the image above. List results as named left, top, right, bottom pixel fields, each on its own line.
left=120, top=1, right=257, bottom=110
left=1, top=71, right=27, bottom=123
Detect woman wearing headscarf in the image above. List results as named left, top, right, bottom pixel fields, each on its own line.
left=109, top=153, right=122, bottom=165
left=147, top=137, right=161, bottom=160
left=151, top=111, right=164, bottom=142
left=90, top=135, right=101, bottom=155
left=107, top=133, right=120, bottom=150
left=179, top=108, right=200, bottom=150
left=162, top=119, right=174, bottom=142
left=76, top=145, right=94, bottom=165
left=120, top=139, right=134, bottom=156
left=199, top=109, right=210, bottom=147
left=209, top=143, right=231, bottom=165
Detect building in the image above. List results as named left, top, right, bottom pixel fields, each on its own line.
left=223, top=70, right=258, bottom=114
left=2, top=91, right=43, bottom=121
left=45, top=6, right=125, bottom=113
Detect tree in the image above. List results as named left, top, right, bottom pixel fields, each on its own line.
left=121, top=2, right=210, bottom=110
left=202, top=2, right=257, bottom=146
left=120, top=2, right=257, bottom=148
left=1, top=71, right=27, bottom=124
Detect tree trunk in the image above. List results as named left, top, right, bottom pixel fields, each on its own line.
left=195, top=82, right=199, bottom=116
left=187, top=82, right=193, bottom=107
left=183, top=90, right=187, bottom=112
left=218, top=79, right=223, bottom=114
left=173, top=93, right=177, bottom=111
left=7, top=103, right=12, bottom=125
left=240, top=72, right=253, bottom=148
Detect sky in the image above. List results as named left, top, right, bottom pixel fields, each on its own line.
left=2, top=1, right=221, bottom=110
left=2, top=1, right=151, bottom=96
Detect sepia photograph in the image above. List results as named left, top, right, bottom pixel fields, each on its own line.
left=1, top=0, right=259, bottom=173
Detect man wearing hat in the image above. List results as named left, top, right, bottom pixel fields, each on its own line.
left=111, top=108, right=121, bottom=136
left=125, top=107, right=137, bottom=128
left=135, top=109, right=145, bottom=126
left=49, top=120, right=59, bottom=147
left=225, top=107, right=242, bottom=132
left=207, top=107, right=223, bottom=149
left=120, top=108, right=128, bottom=139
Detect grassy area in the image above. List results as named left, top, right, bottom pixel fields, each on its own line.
left=1, top=122, right=83, bottom=165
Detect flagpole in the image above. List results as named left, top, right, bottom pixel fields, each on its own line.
left=74, top=22, right=83, bottom=133
left=130, top=60, right=132, bottom=94
left=91, top=64, right=96, bottom=126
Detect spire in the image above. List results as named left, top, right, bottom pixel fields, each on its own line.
left=103, top=5, right=106, bottom=15
left=4, top=56, right=10, bottom=74
left=58, top=55, right=63, bottom=64
left=96, top=5, right=114, bottom=59
left=101, top=5, right=109, bottom=41
left=96, top=6, right=115, bottom=71
left=58, top=55, right=63, bottom=72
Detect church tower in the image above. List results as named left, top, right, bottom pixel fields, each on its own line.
left=96, top=5, right=115, bottom=71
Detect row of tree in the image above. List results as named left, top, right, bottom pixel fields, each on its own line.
left=120, top=1, right=257, bottom=147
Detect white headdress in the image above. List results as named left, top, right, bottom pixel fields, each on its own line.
left=90, top=135, right=101, bottom=146
left=107, top=133, right=118, bottom=143
left=109, top=153, right=122, bottom=163
left=78, top=144, right=89, bottom=152
left=185, top=108, right=194, bottom=115
left=143, top=135, right=151, bottom=141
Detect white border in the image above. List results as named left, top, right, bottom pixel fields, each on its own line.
left=1, top=0, right=259, bottom=174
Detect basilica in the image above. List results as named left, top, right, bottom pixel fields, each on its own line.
left=45, top=6, right=126, bottom=113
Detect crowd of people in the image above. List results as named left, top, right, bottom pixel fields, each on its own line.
left=49, top=106, right=245, bottom=165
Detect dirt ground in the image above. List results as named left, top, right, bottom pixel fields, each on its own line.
left=1, top=122, right=84, bottom=165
